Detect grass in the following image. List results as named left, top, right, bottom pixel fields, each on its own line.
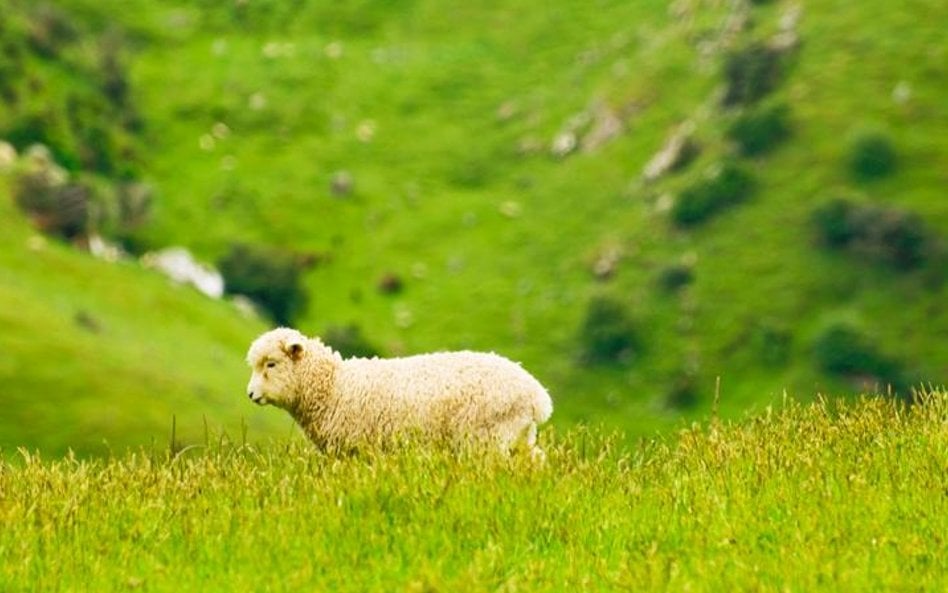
left=1, top=391, right=946, bottom=592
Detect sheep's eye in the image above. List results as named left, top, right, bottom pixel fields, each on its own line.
left=266, top=361, right=277, bottom=369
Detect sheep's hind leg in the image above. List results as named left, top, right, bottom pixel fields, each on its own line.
left=495, top=418, right=545, bottom=462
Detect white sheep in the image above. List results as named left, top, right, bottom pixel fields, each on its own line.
left=245, top=328, right=553, bottom=456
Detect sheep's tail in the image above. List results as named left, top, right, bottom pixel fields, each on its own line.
left=532, top=387, right=554, bottom=424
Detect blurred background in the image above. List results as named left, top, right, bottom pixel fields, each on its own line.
left=0, top=0, right=945, bottom=456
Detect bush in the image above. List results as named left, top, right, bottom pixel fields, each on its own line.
left=672, top=163, right=754, bottom=227
left=577, top=296, right=640, bottom=365
left=722, top=43, right=783, bottom=107
left=218, top=244, right=312, bottom=325
left=323, top=324, right=382, bottom=359
left=727, top=104, right=791, bottom=156
left=109, top=182, right=154, bottom=254
left=665, top=372, right=699, bottom=409
left=13, top=170, right=91, bottom=240
left=811, top=198, right=854, bottom=248
left=26, top=3, right=78, bottom=59
left=849, top=132, right=896, bottom=181
left=812, top=199, right=933, bottom=269
left=657, top=264, right=694, bottom=293
left=98, top=33, right=130, bottom=109
left=812, top=322, right=905, bottom=392
left=753, top=323, right=792, bottom=366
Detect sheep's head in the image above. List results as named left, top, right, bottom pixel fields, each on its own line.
left=245, top=327, right=308, bottom=410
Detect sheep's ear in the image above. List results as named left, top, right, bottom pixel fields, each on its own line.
left=284, top=339, right=305, bottom=361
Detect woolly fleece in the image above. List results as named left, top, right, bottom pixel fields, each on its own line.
left=246, top=328, right=553, bottom=454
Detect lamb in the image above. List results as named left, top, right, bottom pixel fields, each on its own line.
left=245, top=327, right=553, bottom=456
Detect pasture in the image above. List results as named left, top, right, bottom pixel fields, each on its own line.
left=2, top=391, right=945, bottom=592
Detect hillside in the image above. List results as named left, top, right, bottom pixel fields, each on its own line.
left=1, top=0, right=946, bottom=454
left=0, top=193, right=295, bottom=456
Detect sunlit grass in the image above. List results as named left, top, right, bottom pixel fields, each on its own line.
left=2, top=391, right=945, bottom=592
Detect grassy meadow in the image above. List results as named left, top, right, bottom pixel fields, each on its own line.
left=2, top=391, right=946, bottom=592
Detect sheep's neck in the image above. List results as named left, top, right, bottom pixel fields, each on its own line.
left=287, top=357, right=337, bottom=442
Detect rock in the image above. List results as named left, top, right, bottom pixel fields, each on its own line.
left=0, top=141, right=16, bottom=171
left=499, top=200, right=523, bottom=218
left=141, top=247, right=224, bottom=298
left=581, top=105, right=624, bottom=153
left=356, top=120, right=377, bottom=143
left=330, top=170, right=354, bottom=197
left=550, top=132, right=577, bottom=157
left=642, top=121, right=699, bottom=183
left=892, top=81, right=912, bottom=105
left=88, top=234, right=126, bottom=263
left=591, top=245, right=623, bottom=281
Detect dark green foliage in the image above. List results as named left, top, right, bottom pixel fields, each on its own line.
left=849, top=132, right=896, bottom=181
left=812, top=199, right=933, bottom=269
left=323, top=324, right=383, bottom=359
left=658, top=264, right=694, bottom=293
left=812, top=322, right=905, bottom=392
left=670, top=138, right=701, bottom=173
left=722, top=43, right=783, bottom=106
left=577, top=296, right=640, bottom=365
left=727, top=104, right=791, bottom=156
left=26, top=3, right=78, bottom=59
left=753, top=323, right=792, bottom=366
left=811, top=198, right=854, bottom=248
left=218, top=244, right=312, bottom=325
left=672, top=163, right=755, bottom=227
left=666, top=372, right=699, bottom=409
left=110, top=182, right=154, bottom=254
left=98, top=34, right=130, bottom=109
left=13, top=171, right=91, bottom=240
left=0, top=4, right=141, bottom=179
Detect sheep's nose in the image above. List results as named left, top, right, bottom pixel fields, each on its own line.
left=247, top=391, right=255, bottom=400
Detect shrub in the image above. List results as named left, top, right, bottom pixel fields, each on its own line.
left=218, top=244, right=312, bottom=325
left=812, top=322, right=905, bottom=392
left=849, top=132, right=896, bottom=181
left=812, top=199, right=933, bottom=269
left=98, top=32, right=130, bottom=109
left=727, top=104, right=791, bottom=156
left=577, top=296, right=640, bottom=365
left=110, top=182, right=154, bottom=254
left=753, top=323, right=792, bottom=366
left=672, top=163, right=754, bottom=227
left=657, top=264, right=694, bottom=293
left=811, top=198, right=855, bottom=248
left=665, top=372, right=699, bottom=409
left=323, top=324, right=382, bottom=359
left=722, top=43, right=783, bottom=107
left=377, top=273, right=404, bottom=295
left=26, top=3, right=78, bottom=59
left=13, top=170, right=91, bottom=240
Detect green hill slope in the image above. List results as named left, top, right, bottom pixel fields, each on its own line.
left=0, top=195, right=294, bottom=456
left=1, top=0, right=946, bottom=454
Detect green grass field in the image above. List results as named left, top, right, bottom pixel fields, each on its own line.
left=2, top=391, right=945, bottom=592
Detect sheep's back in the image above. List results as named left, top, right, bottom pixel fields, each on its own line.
left=332, top=351, right=546, bottom=433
